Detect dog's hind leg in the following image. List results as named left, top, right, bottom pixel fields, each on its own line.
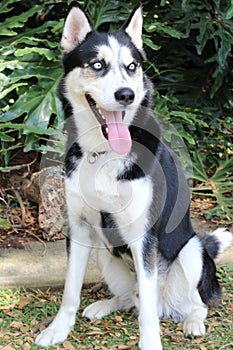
left=182, top=290, right=207, bottom=337
left=36, top=222, right=93, bottom=347
left=163, top=236, right=208, bottom=337
left=179, top=237, right=208, bottom=337
left=83, top=248, right=136, bottom=319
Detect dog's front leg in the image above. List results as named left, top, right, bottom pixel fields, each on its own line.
left=131, top=241, right=163, bottom=350
left=36, top=223, right=92, bottom=347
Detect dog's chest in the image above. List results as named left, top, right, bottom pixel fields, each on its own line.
left=65, top=152, right=152, bottom=231
left=66, top=154, right=130, bottom=216
left=81, top=155, right=127, bottom=205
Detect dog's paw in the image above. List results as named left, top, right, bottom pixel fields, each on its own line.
left=183, top=316, right=205, bottom=337
left=83, top=299, right=118, bottom=319
left=35, top=326, right=70, bottom=347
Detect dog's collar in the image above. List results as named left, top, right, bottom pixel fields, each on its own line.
left=87, top=151, right=106, bottom=164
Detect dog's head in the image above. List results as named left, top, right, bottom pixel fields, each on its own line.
left=61, top=2, right=147, bottom=154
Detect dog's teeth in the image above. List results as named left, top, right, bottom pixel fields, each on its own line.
left=98, top=109, right=105, bottom=119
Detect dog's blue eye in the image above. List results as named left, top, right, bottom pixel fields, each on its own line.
left=92, top=61, right=103, bottom=71
left=128, top=63, right=137, bottom=72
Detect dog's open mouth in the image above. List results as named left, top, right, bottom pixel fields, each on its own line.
left=85, top=94, right=132, bottom=154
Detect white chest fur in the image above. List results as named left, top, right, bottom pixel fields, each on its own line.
left=65, top=152, right=153, bottom=243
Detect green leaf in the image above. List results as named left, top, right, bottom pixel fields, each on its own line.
left=194, top=17, right=214, bottom=55
left=145, top=22, right=185, bottom=39
left=0, top=131, right=15, bottom=142
left=226, top=5, right=233, bottom=19
left=0, top=0, right=22, bottom=14
left=176, top=130, right=195, bottom=145
left=0, top=5, right=44, bottom=36
left=9, top=65, right=61, bottom=84
left=87, top=1, right=131, bottom=28
left=0, top=82, right=28, bottom=99
left=182, top=0, right=189, bottom=9
left=0, top=21, right=59, bottom=47
left=211, top=158, right=233, bottom=180
left=0, top=218, right=11, bottom=229
left=0, top=123, right=55, bottom=135
left=1, top=63, right=63, bottom=126
left=12, top=35, right=59, bottom=49
left=142, top=36, right=161, bottom=51
left=14, top=47, right=57, bottom=61
left=192, top=151, right=209, bottom=182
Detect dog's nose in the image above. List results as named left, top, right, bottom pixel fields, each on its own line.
left=115, top=88, right=135, bottom=106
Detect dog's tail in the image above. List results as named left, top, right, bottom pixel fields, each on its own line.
left=201, top=228, right=233, bottom=260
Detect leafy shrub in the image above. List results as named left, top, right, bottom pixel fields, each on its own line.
left=0, top=0, right=232, bottom=222
left=145, top=0, right=233, bottom=222
left=0, top=0, right=66, bottom=167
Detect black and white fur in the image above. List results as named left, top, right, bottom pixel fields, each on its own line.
left=36, top=3, right=233, bottom=349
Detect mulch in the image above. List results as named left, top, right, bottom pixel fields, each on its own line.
left=0, top=151, right=64, bottom=249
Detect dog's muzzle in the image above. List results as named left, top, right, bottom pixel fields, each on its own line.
left=85, top=93, right=132, bottom=154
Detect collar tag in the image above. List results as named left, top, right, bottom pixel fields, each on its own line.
left=87, top=151, right=106, bottom=164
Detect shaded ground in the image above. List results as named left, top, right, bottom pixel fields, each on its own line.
left=0, top=267, right=232, bottom=350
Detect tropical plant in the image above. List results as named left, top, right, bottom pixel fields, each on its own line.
left=0, top=0, right=66, bottom=168
left=191, top=151, right=233, bottom=223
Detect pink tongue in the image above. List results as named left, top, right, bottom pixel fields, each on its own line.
left=100, top=110, right=132, bottom=154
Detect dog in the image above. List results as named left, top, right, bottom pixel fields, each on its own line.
left=35, top=2, right=233, bottom=349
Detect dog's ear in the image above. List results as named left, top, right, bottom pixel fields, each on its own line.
left=61, top=2, right=91, bottom=53
left=123, top=3, right=143, bottom=50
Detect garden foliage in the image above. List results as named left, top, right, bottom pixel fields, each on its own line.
left=0, top=0, right=232, bottom=222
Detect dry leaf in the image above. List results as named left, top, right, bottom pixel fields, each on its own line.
left=115, top=342, right=137, bottom=350
left=18, top=297, right=30, bottom=309
left=102, top=319, right=111, bottom=327
left=176, top=322, right=183, bottom=331
left=23, top=342, right=31, bottom=350
left=79, top=333, right=86, bottom=341
left=4, top=311, right=16, bottom=317
left=86, top=331, right=103, bottom=336
left=2, top=345, right=16, bottom=350
left=195, top=337, right=205, bottom=344
left=115, top=315, right=123, bottom=322
left=209, top=321, right=219, bottom=327
left=10, top=321, right=24, bottom=329
left=129, top=336, right=137, bottom=340
left=115, top=332, right=121, bottom=338
left=117, top=343, right=130, bottom=349
left=90, top=318, right=101, bottom=325
left=122, top=327, right=129, bottom=335
left=9, top=320, right=29, bottom=333
left=63, top=340, right=75, bottom=350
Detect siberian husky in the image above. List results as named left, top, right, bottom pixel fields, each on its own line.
left=35, top=2, right=232, bottom=349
